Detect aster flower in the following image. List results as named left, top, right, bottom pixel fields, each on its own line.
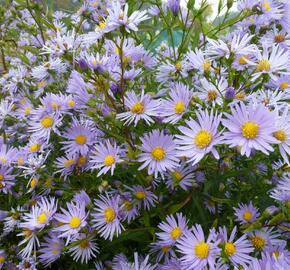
left=69, top=234, right=99, bottom=264
left=185, top=48, right=212, bottom=73
left=138, top=130, right=179, bottom=177
left=120, top=193, right=139, bottom=222
left=176, top=224, right=221, bottom=270
left=270, top=172, right=290, bottom=203
left=107, top=2, right=149, bottom=32
left=17, top=228, right=40, bottom=258
left=54, top=201, right=88, bottom=244
left=127, top=185, right=157, bottom=210
left=90, top=140, right=123, bottom=177
left=222, top=102, right=279, bottom=157
left=0, top=166, right=15, bottom=194
left=149, top=241, right=176, bottom=263
left=218, top=226, right=254, bottom=268
left=160, top=82, right=193, bottom=124
left=156, top=213, right=188, bottom=246
left=233, top=201, right=260, bottom=225
left=61, top=118, right=96, bottom=156
left=116, top=90, right=160, bottom=126
left=91, top=194, right=124, bottom=241
left=38, top=233, right=63, bottom=266
left=17, top=257, right=37, bottom=270
left=176, top=109, right=222, bottom=165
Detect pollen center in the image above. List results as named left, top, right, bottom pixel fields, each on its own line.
left=225, top=242, right=236, bottom=256
left=195, top=242, right=210, bottom=259
left=241, top=121, right=260, bottom=139
left=203, top=60, right=211, bottom=72
left=251, top=236, right=266, bottom=250
left=69, top=216, right=81, bottom=228
left=64, top=159, right=74, bottom=168
left=273, top=130, right=287, bottom=142
left=67, top=99, right=75, bottom=107
left=0, top=256, right=5, bottom=264
left=41, top=116, right=54, bottom=128
left=172, top=171, right=183, bottom=182
left=151, top=146, right=166, bottom=161
left=75, top=135, right=87, bottom=145
left=257, top=59, right=271, bottom=72
left=104, top=207, right=116, bottom=223
left=0, top=174, right=3, bottom=181
left=104, top=155, right=115, bottom=166
left=280, top=82, right=289, bottom=90
left=135, top=191, right=146, bottom=200
left=275, top=33, right=285, bottom=43
left=29, top=144, right=40, bottom=153
left=243, top=211, right=253, bottom=221
left=131, top=102, right=145, bottom=114
left=175, top=101, right=185, bottom=114
left=170, top=227, right=182, bottom=240
left=207, top=90, right=218, bottom=101
left=239, top=55, right=249, bottom=65
left=175, top=62, right=182, bottom=71
left=79, top=239, right=90, bottom=249
left=37, top=212, right=48, bottom=224
left=194, top=130, right=212, bottom=149
left=262, top=2, right=271, bottom=11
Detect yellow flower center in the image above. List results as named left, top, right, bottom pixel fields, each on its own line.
left=273, top=130, right=287, bottom=142
left=0, top=174, right=3, bottom=181
left=77, top=155, right=87, bottom=165
left=41, top=116, right=54, bottom=128
left=135, top=191, right=146, bottom=200
left=195, top=242, right=210, bottom=259
left=97, top=21, right=107, bottom=30
left=64, top=159, right=74, bottom=168
left=0, top=256, right=5, bottom=264
left=104, top=207, right=116, bottom=223
left=67, top=99, right=75, bottom=107
left=123, top=200, right=133, bottom=211
left=175, top=101, right=185, bottom=114
left=51, top=101, right=60, bottom=110
left=257, top=59, right=271, bottom=72
left=17, top=158, right=25, bottom=165
left=194, top=130, right=212, bottom=149
left=241, top=121, right=260, bottom=139
left=75, top=135, right=87, bottom=145
left=79, top=239, right=90, bottom=249
left=170, top=227, right=182, bottom=240
left=243, top=211, right=253, bottom=221
left=131, top=102, right=145, bottom=114
left=38, top=80, right=46, bottom=88
left=104, top=155, right=115, bottom=166
left=280, top=82, right=289, bottom=90
left=151, top=146, right=166, bottom=161
left=0, top=157, right=6, bottom=164
left=207, top=90, right=218, bottom=101
left=275, top=33, right=285, bottom=43
left=175, top=62, right=182, bottom=71
left=172, top=170, right=183, bottom=182
left=23, top=228, right=33, bottom=238
left=225, top=242, right=236, bottom=256
left=69, top=216, right=81, bottom=229
left=30, top=178, right=38, bottom=188
left=37, top=212, right=48, bottom=224
left=162, top=246, right=170, bottom=253
left=203, top=60, right=211, bottom=72
left=239, top=55, right=249, bottom=65
left=262, top=2, right=271, bottom=11
left=251, top=236, right=266, bottom=250
left=24, top=107, right=31, bottom=116
left=272, top=250, right=280, bottom=258
left=29, top=144, right=40, bottom=152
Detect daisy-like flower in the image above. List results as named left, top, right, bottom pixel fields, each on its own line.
left=91, top=194, right=124, bottom=241
left=17, top=257, right=37, bottom=270
left=156, top=213, right=188, bottom=246
left=0, top=166, right=15, bottom=194
left=61, top=118, right=96, bottom=156
left=164, top=162, right=195, bottom=191
left=120, top=193, right=139, bottom=222
left=17, top=228, right=40, bottom=258
left=127, top=185, right=157, bottom=210
left=176, top=109, right=222, bottom=165
left=0, top=250, right=5, bottom=268
left=248, top=45, right=289, bottom=81
left=54, top=201, right=88, bottom=244
left=20, top=197, right=57, bottom=230
left=38, top=233, right=63, bottom=266
left=272, top=107, right=290, bottom=164
left=138, top=130, right=179, bottom=177
left=160, top=82, right=193, bottom=124
left=69, top=234, right=99, bottom=264
left=222, top=102, right=279, bottom=157
left=107, top=2, right=149, bottom=32
left=270, top=172, right=290, bottom=203
left=176, top=224, right=221, bottom=270
left=233, top=201, right=260, bottom=225
left=116, top=90, right=160, bottom=126
left=0, top=144, right=17, bottom=166
left=90, top=140, right=123, bottom=177
left=149, top=241, right=176, bottom=263
left=185, top=48, right=212, bottom=73
left=218, top=226, right=254, bottom=268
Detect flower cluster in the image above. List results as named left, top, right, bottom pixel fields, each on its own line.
left=0, top=0, right=289, bottom=269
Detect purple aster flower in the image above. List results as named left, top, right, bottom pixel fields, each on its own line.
left=168, top=0, right=180, bottom=15
left=126, top=185, right=157, bottom=210
left=0, top=144, right=17, bottom=166
left=233, top=201, right=260, bottom=225
left=218, top=226, right=254, bottom=268
left=90, top=140, right=123, bottom=177
left=54, top=200, right=88, bottom=244
left=156, top=213, right=188, bottom=246
left=185, top=48, right=212, bottom=73
left=176, top=224, right=221, bottom=270
left=164, top=161, right=195, bottom=191
left=0, top=166, right=15, bottom=194
left=55, top=153, right=77, bottom=179
left=116, top=90, right=160, bottom=126
left=61, top=118, right=96, bottom=156
left=120, top=193, right=139, bottom=222
left=17, top=257, right=37, bottom=270
left=73, top=190, right=91, bottom=206
left=38, top=233, right=63, bottom=266
left=222, top=102, right=279, bottom=157
left=91, top=194, right=124, bottom=241
left=176, top=109, right=222, bottom=165
left=160, top=82, right=193, bottom=124
left=17, top=228, right=40, bottom=258
left=149, top=241, right=176, bottom=263
left=0, top=250, right=5, bottom=269
left=138, top=130, right=179, bottom=178
left=270, top=172, right=290, bottom=203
